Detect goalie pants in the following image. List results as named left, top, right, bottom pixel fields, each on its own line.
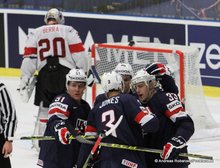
left=0, top=134, right=11, bottom=168
left=34, top=57, right=70, bottom=108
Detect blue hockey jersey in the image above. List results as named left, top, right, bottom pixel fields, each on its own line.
left=38, top=92, right=90, bottom=168
left=143, top=89, right=194, bottom=168
left=77, top=93, right=159, bottom=168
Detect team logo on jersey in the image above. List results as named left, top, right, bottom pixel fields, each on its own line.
left=121, top=159, right=138, bottom=168
left=75, top=119, right=87, bottom=133
left=166, top=100, right=182, bottom=112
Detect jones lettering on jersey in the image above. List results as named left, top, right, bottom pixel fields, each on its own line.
left=43, top=26, right=59, bottom=34
left=99, top=96, right=119, bottom=108
left=166, top=100, right=182, bottom=112
left=121, top=159, right=138, bottom=168
left=49, top=102, right=68, bottom=111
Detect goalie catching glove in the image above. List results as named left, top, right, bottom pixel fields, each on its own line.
left=161, top=136, right=187, bottom=160
left=18, top=75, right=37, bottom=103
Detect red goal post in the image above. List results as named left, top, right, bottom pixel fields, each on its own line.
left=91, top=42, right=219, bottom=137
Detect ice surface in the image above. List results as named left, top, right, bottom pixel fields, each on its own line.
left=1, top=76, right=220, bottom=168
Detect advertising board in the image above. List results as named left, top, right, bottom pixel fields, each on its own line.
left=2, top=9, right=220, bottom=88
left=8, top=13, right=185, bottom=68
left=189, top=25, right=220, bottom=87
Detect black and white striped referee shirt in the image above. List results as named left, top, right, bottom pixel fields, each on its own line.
left=0, top=82, right=17, bottom=139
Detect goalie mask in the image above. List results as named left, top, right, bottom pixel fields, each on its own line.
left=115, top=63, right=133, bottom=77
left=101, top=71, right=124, bottom=93
left=66, top=69, right=87, bottom=88
left=44, top=8, right=65, bottom=24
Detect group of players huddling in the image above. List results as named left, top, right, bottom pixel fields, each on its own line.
left=18, top=8, right=194, bottom=168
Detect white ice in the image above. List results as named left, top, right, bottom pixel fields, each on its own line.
left=1, top=76, right=220, bottom=168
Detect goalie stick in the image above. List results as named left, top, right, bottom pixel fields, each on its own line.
left=90, top=65, right=101, bottom=84
left=76, top=115, right=123, bottom=168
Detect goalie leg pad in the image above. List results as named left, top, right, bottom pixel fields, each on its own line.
left=32, top=103, right=48, bottom=151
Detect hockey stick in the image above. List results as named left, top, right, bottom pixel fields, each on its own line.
left=76, top=115, right=123, bottom=168
left=7, top=135, right=97, bottom=141
left=77, top=139, right=213, bottom=161
left=8, top=134, right=213, bottom=161
left=98, top=142, right=213, bottom=161
left=90, top=46, right=101, bottom=84
left=90, top=66, right=101, bottom=84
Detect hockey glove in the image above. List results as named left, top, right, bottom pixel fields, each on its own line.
left=144, top=62, right=171, bottom=77
left=161, top=136, right=187, bottom=160
left=57, top=127, right=71, bottom=145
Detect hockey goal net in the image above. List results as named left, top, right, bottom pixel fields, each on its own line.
left=91, top=42, right=219, bottom=139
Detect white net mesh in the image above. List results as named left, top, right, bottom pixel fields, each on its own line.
left=92, top=42, right=219, bottom=139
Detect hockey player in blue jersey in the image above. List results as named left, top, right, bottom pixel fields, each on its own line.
left=77, top=71, right=159, bottom=168
left=131, top=69, right=195, bottom=168
left=37, top=68, right=90, bottom=168
left=94, top=62, right=134, bottom=106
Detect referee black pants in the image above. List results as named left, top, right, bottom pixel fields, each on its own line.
left=0, top=134, right=11, bottom=168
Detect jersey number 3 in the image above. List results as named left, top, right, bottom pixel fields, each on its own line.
left=102, top=110, right=117, bottom=137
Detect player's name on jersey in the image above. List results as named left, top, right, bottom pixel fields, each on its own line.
left=43, top=26, right=59, bottom=34
left=99, top=96, right=119, bottom=109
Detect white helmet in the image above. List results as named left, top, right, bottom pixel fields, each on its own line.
left=131, top=69, right=155, bottom=86
left=44, top=8, right=65, bottom=24
left=115, top=63, right=133, bottom=77
left=66, top=69, right=87, bottom=87
left=101, top=71, right=123, bottom=93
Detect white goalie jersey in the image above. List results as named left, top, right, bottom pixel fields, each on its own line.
left=22, top=24, right=88, bottom=75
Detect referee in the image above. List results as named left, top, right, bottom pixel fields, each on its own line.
left=0, top=82, right=17, bottom=168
